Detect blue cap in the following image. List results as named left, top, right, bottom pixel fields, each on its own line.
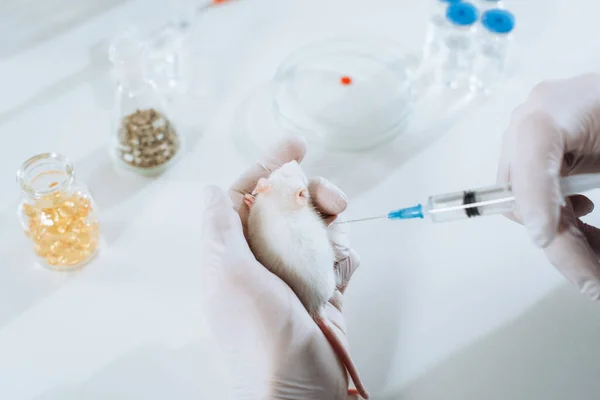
left=446, top=2, right=479, bottom=26
left=482, top=9, right=515, bottom=34
left=387, top=204, right=424, bottom=220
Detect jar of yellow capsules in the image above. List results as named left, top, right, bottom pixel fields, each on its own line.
left=16, top=153, right=100, bottom=270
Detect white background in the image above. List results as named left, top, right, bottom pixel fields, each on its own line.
left=1, top=0, right=600, bottom=399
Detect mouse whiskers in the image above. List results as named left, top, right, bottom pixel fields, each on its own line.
left=257, top=161, right=271, bottom=173
left=232, top=189, right=255, bottom=197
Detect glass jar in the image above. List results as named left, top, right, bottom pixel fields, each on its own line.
left=16, top=153, right=100, bottom=270
left=109, top=29, right=183, bottom=176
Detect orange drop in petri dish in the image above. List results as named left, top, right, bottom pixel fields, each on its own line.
left=340, top=76, right=353, bottom=86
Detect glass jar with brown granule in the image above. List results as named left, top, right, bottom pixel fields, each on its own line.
left=109, top=29, right=183, bottom=175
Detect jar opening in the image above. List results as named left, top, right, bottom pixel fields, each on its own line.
left=17, top=153, right=74, bottom=198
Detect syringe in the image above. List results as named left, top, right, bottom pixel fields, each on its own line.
left=343, top=173, right=600, bottom=224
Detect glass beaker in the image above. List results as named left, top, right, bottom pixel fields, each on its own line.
left=109, top=29, right=183, bottom=176
left=16, top=153, right=101, bottom=271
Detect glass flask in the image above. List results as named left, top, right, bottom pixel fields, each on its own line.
left=108, top=29, right=183, bottom=176
left=145, top=24, right=190, bottom=98
left=16, top=153, right=100, bottom=271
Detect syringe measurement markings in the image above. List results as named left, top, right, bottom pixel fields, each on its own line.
left=427, top=195, right=515, bottom=216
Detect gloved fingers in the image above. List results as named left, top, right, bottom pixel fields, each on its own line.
left=543, top=212, right=600, bottom=300
left=501, top=194, right=592, bottom=228
left=324, top=295, right=346, bottom=330
left=497, top=123, right=519, bottom=224
left=202, top=185, right=243, bottom=250
left=308, top=176, right=348, bottom=217
left=200, top=185, right=258, bottom=276
left=568, top=154, right=600, bottom=175
left=327, top=214, right=351, bottom=261
left=497, top=100, right=539, bottom=184
left=328, top=290, right=344, bottom=313
left=511, top=112, right=565, bottom=248
left=324, top=211, right=361, bottom=292
left=200, top=185, right=239, bottom=296
left=229, top=136, right=307, bottom=215
left=334, top=249, right=361, bottom=294
left=496, top=125, right=514, bottom=186
left=578, top=221, right=600, bottom=257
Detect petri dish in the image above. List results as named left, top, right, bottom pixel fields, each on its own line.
left=272, top=37, right=415, bottom=151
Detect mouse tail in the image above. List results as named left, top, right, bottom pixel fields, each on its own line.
left=315, top=316, right=370, bottom=399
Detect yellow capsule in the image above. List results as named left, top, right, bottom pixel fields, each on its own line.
left=35, top=244, right=49, bottom=258
left=46, top=255, right=61, bottom=266
left=76, top=207, right=90, bottom=218
left=22, top=203, right=38, bottom=218
left=69, top=220, right=83, bottom=233
left=63, top=232, right=78, bottom=244
left=64, top=257, right=81, bottom=266
left=40, top=214, right=54, bottom=227
left=75, top=242, right=90, bottom=251
left=63, top=250, right=83, bottom=263
left=56, top=219, right=70, bottom=234
left=33, top=228, right=50, bottom=243
left=79, top=231, right=93, bottom=242
left=26, top=221, right=37, bottom=236
left=51, top=208, right=61, bottom=220
left=57, top=205, right=75, bottom=218
left=49, top=242, right=63, bottom=256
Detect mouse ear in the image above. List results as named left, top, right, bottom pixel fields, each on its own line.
left=252, top=178, right=271, bottom=195
left=296, top=188, right=309, bottom=206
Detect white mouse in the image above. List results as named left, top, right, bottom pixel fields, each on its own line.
left=244, top=160, right=369, bottom=399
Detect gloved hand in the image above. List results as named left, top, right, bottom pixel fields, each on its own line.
left=199, top=137, right=363, bottom=399
left=497, top=73, right=600, bottom=300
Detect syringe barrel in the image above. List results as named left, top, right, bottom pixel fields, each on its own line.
left=426, top=184, right=515, bottom=222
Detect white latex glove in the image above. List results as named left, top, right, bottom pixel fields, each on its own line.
left=199, top=137, right=364, bottom=399
left=497, top=73, right=600, bottom=300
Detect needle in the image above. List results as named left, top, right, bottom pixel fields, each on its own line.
left=335, top=215, right=387, bottom=224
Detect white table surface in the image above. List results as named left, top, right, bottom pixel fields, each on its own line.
left=1, top=0, right=600, bottom=399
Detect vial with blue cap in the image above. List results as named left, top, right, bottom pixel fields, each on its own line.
left=437, top=2, right=479, bottom=89
left=470, top=8, right=515, bottom=92
left=422, top=0, right=463, bottom=65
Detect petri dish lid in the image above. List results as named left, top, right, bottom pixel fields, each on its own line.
left=481, top=9, right=515, bottom=34
left=271, top=37, right=415, bottom=151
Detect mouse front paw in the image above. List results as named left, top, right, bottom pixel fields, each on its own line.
left=244, top=193, right=255, bottom=209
